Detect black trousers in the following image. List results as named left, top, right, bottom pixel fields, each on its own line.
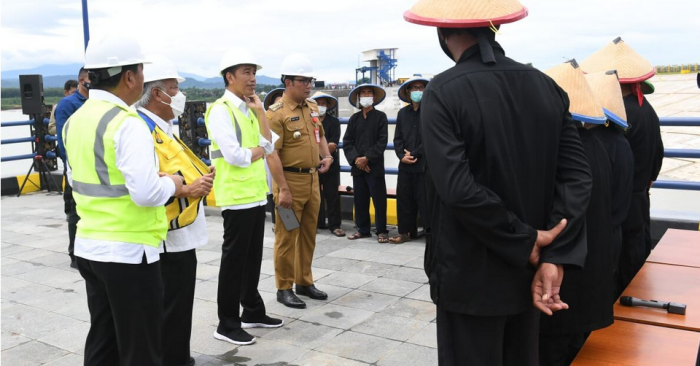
left=318, top=169, right=341, bottom=230
left=617, top=191, right=651, bottom=297
left=77, top=256, right=163, bottom=366
left=539, top=332, right=590, bottom=366
left=161, top=249, right=197, bottom=366
left=352, top=173, right=387, bottom=236
left=218, top=206, right=267, bottom=335
left=266, top=194, right=276, bottom=225
left=436, top=306, right=539, bottom=366
left=396, top=169, right=427, bottom=236
left=63, top=168, right=80, bottom=262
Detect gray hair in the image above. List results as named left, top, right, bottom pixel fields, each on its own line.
left=134, top=80, right=166, bottom=109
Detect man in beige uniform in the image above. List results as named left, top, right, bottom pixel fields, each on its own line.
left=266, top=53, right=333, bottom=309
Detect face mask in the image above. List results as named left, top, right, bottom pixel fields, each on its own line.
left=318, top=105, right=327, bottom=116
left=82, top=81, right=92, bottom=90
left=437, top=28, right=454, bottom=62
left=359, top=97, right=374, bottom=108
left=159, top=89, right=186, bottom=117
left=410, top=91, right=423, bottom=103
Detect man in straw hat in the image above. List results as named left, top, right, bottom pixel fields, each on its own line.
left=342, top=83, right=390, bottom=243
left=312, top=91, right=345, bottom=237
left=585, top=70, right=634, bottom=300
left=266, top=53, right=333, bottom=309
left=581, top=37, right=664, bottom=296
left=390, top=76, right=430, bottom=244
left=539, top=60, right=617, bottom=365
left=403, top=1, right=593, bottom=364
left=205, top=48, right=283, bottom=346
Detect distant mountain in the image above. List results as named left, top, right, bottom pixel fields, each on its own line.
left=1, top=64, right=282, bottom=89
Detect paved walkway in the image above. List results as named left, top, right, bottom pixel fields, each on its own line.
left=1, top=192, right=437, bottom=366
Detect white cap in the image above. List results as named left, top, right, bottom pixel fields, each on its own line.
left=143, top=54, right=185, bottom=83
left=219, top=49, right=262, bottom=76
left=280, top=53, right=314, bottom=78
left=84, top=33, right=150, bottom=77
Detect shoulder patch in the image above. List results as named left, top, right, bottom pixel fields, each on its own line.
left=306, top=98, right=317, bottom=104
left=269, top=101, right=283, bottom=112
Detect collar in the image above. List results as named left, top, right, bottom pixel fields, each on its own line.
left=137, top=107, right=171, bottom=136
left=89, top=89, right=130, bottom=109
left=224, top=89, right=249, bottom=116
left=456, top=42, right=505, bottom=65
left=73, top=91, right=87, bottom=102
left=283, top=92, right=306, bottom=111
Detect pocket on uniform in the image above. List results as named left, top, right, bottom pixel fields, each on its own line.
left=161, top=138, right=185, bottom=161
left=285, top=118, right=304, bottom=133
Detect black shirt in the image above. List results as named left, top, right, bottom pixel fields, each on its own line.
left=421, top=43, right=592, bottom=316
left=624, top=95, right=664, bottom=192
left=394, top=104, right=425, bottom=172
left=342, top=108, right=388, bottom=176
left=321, top=113, right=341, bottom=173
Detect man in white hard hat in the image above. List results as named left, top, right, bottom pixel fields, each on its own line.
left=134, top=55, right=214, bottom=366
left=204, top=49, right=282, bottom=346
left=63, top=34, right=184, bottom=365
left=265, top=53, right=333, bottom=309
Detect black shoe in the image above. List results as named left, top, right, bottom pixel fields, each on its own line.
left=70, top=260, right=78, bottom=269
left=295, top=284, right=328, bottom=300
left=188, top=357, right=195, bottom=366
left=241, top=315, right=284, bottom=329
left=213, top=328, right=256, bottom=345
left=277, top=289, right=306, bottom=308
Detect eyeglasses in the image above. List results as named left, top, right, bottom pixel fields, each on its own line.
left=408, top=85, right=425, bottom=91
left=293, top=78, right=316, bottom=86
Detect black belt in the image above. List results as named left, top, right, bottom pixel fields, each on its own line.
left=283, top=166, right=316, bottom=174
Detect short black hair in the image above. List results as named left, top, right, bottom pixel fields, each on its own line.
left=222, top=65, right=246, bottom=86
left=89, top=64, right=140, bottom=91
left=64, top=79, right=78, bottom=91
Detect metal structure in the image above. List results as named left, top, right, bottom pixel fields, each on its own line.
left=359, top=48, right=398, bottom=86
left=177, top=101, right=211, bottom=166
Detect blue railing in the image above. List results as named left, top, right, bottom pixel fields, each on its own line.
left=2, top=115, right=699, bottom=191
left=337, top=116, right=700, bottom=191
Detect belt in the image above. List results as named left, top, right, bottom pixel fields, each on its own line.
left=283, top=166, right=317, bottom=174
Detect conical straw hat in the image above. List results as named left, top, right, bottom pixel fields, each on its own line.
left=348, top=84, right=386, bottom=108
left=585, top=71, right=628, bottom=128
left=580, top=37, right=655, bottom=83
left=404, top=0, right=528, bottom=28
left=311, top=91, right=338, bottom=111
left=545, top=60, right=606, bottom=124
left=398, top=77, right=430, bottom=103
left=263, top=88, right=284, bottom=111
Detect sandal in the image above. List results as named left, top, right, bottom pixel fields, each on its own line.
left=378, top=233, right=389, bottom=244
left=389, top=233, right=411, bottom=244
left=348, top=232, right=371, bottom=240
left=332, top=228, right=346, bottom=237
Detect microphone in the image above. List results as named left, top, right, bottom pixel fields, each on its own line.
left=620, top=296, right=687, bottom=315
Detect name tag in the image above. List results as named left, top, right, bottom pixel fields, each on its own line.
left=291, top=116, right=300, bottom=122
left=314, top=127, right=320, bottom=143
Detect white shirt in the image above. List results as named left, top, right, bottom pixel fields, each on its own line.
left=138, top=107, right=208, bottom=253
left=70, top=90, right=176, bottom=264
left=207, top=89, right=277, bottom=211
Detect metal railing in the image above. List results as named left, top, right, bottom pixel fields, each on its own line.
left=2, top=115, right=699, bottom=190
left=337, top=116, right=700, bottom=191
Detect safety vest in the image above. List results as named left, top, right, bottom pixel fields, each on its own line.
left=138, top=111, right=210, bottom=230
left=62, top=99, right=167, bottom=247
left=204, top=97, right=268, bottom=206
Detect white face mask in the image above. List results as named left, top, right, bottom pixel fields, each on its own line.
left=159, top=89, right=187, bottom=117
left=318, top=105, right=327, bottom=116
left=359, top=96, right=374, bottom=108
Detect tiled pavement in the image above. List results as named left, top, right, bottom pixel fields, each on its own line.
left=1, top=192, right=437, bottom=365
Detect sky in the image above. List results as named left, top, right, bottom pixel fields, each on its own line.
left=2, top=0, right=699, bottom=83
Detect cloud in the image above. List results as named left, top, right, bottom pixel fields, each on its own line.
left=2, top=0, right=699, bottom=82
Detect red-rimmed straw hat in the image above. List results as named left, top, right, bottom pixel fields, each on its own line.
left=403, top=0, right=528, bottom=28
left=580, top=37, right=655, bottom=84
left=545, top=60, right=606, bottom=124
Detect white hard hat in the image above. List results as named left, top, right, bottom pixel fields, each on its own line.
left=280, top=53, right=314, bottom=78
left=143, top=54, right=185, bottom=83
left=84, top=33, right=150, bottom=76
left=219, top=49, right=262, bottom=76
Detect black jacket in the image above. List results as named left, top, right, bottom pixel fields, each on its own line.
left=321, top=113, right=341, bottom=173
left=624, top=95, right=664, bottom=193
left=422, top=43, right=592, bottom=316
left=343, top=109, right=388, bottom=177
left=394, top=104, right=425, bottom=172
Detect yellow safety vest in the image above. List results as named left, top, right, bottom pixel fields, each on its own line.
left=62, top=99, right=167, bottom=247
left=139, top=110, right=211, bottom=230
left=204, top=97, right=268, bottom=206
